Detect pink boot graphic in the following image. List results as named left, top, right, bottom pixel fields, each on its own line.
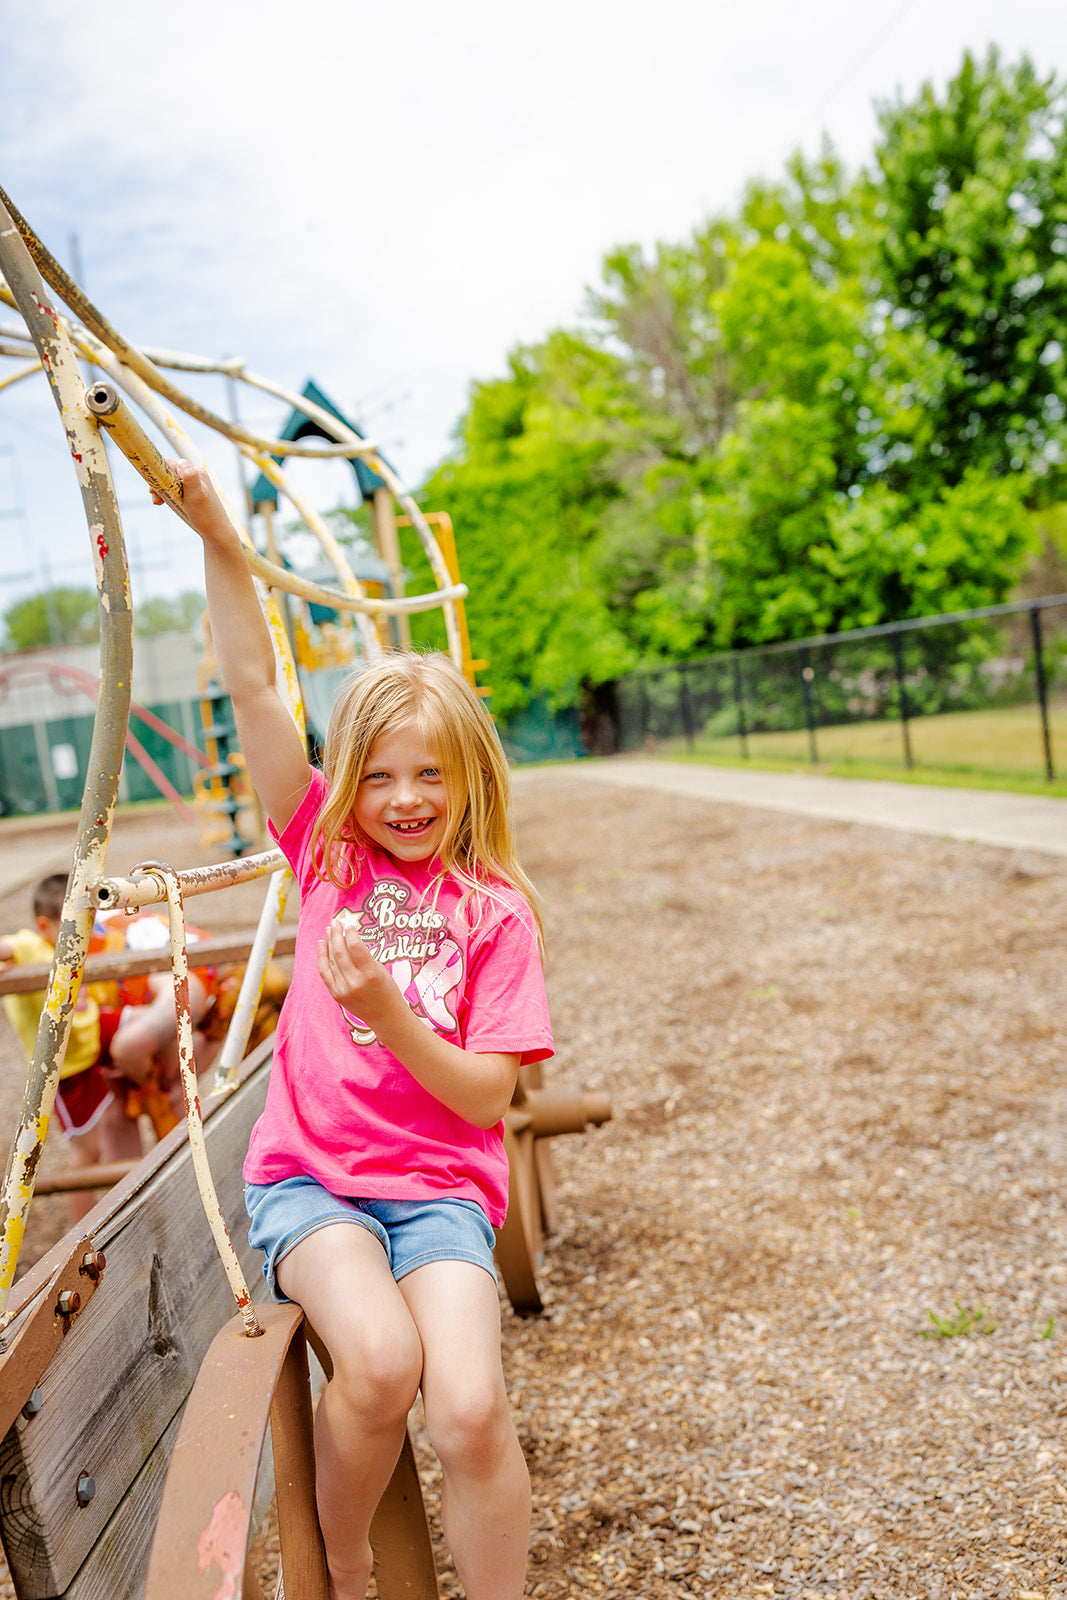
left=407, top=939, right=463, bottom=1033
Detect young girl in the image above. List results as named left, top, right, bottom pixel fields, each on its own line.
left=166, top=463, right=552, bottom=1600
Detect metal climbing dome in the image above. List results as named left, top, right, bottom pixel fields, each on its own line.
left=0, top=186, right=608, bottom=1598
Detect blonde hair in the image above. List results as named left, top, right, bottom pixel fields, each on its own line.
left=311, top=651, right=542, bottom=944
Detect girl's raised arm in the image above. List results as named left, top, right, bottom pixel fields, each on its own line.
left=163, top=462, right=311, bottom=832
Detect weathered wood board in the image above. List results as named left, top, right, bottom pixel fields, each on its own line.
left=0, top=1043, right=274, bottom=1599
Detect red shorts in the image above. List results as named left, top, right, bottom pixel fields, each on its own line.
left=97, top=1007, right=122, bottom=1062
left=54, top=1064, right=115, bottom=1138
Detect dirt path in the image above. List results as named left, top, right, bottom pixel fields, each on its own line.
left=1, top=779, right=1065, bottom=1598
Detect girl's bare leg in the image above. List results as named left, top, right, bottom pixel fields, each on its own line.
left=278, top=1223, right=424, bottom=1600
left=401, top=1261, right=530, bottom=1600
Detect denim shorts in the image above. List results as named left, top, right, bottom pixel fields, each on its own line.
left=245, top=1174, right=498, bottom=1302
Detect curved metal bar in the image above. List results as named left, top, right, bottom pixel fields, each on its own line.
left=63, top=323, right=308, bottom=746
left=81, top=377, right=468, bottom=621
left=137, top=861, right=261, bottom=1335
left=140, top=347, right=248, bottom=376
left=0, top=199, right=134, bottom=1318
left=0, top=182, right=370, bottom=462
left=243, top=449, right=381, bottom=659
left=144, top=1304, right=329, bottom=1600
left=0, top=357, right=40, bottom=389
left=0, top=325, right=37, bottom=351
left=245, top=546, right=469, bottom=617
left=230, top=371, right=465, bottom=667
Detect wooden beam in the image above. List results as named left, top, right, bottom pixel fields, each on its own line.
left=0, top=1050, right=273, bottom=1597
left=0, top=932, right=298, bottom=997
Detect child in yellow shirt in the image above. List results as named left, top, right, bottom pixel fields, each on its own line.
left=0, top=873, right=142, bottom=1221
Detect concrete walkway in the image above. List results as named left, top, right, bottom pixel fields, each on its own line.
left=532, top=757, right=1067, bottom=859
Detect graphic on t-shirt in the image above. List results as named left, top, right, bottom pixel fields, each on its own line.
left=333, top=878, right=464, bottom=1046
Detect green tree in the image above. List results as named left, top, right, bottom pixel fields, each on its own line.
left=134, top=590, right=206, bottom=636
left=872, top=48, right=1067, bottom=487
left=413, top=342, right=635, bottom=716
left=409, top=60, right=1056, bottom=715
left=2, top=587, right=99, bottom=649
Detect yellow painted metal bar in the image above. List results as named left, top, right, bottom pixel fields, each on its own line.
left=397, top=510, right=485, bottom=689
left=68, top=343, right=307, bottom=749
left=0, top=201, right=134, bottom=1319
left=84, top=379, right=189, bottom=513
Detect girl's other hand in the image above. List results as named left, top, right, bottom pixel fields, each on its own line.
left=317, top=919, right=402, bottom=1032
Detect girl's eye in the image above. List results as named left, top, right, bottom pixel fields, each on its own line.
left=362, top=771, right=389, bottom=782
left=423, top=767, right=440, bottom=779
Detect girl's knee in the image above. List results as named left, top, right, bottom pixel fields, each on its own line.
left=427, top=1379, right=516, bottom=1474
left=329, top=1318, right=423, bottom=1426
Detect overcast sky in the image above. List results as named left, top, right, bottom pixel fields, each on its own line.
left=1, top=0, right=1066, bottom=612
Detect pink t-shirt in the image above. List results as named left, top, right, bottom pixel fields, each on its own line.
left=243, top=768, right=553, bottom=1226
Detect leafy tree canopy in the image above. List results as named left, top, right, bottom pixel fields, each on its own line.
left=2, top=587, right=99, bottom=650
left=872, top=49, right=1067, bottom=483
left=134, top=590, right=207, bottom=637
left=406, top=50, right=1054, bottom=715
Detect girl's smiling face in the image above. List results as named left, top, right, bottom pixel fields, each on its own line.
left=353, top=723, right=448, bottom=862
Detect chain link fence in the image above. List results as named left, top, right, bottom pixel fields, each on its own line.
left=602, top=594, right=1067, bottom=784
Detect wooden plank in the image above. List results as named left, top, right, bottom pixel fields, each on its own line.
left=64, top=1404, right=184, bottom=1600
left=0, top=932, right=298, bottom=997
left=64, top=1334, right=298, bottom=1599
left=0, top=1050, right=273, bottom=1598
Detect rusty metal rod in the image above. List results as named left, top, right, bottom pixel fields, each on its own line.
left=82, top=382, right=467, bottom=620
left=74, top=346, right=309, bottom=748
left=140, top=861, right=261, bottom=1335
left=84, top=378, right=188, bottom=517
left=0, top=200, right=134, bottom=1320
left=89, top=849, right=287, bottom=912
left=0, top=180, right=375, bottom=462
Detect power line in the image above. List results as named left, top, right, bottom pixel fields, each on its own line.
left=805, top=0, right=923, bottom=133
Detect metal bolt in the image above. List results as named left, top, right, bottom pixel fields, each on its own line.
left=76, top=1473, right=96, bottom=1507
left=21, top=1388, right=42, bottom=1420
left=56, top=1290, right=81, bottom=1317
left=80, top=1250, right=106, bottom=1281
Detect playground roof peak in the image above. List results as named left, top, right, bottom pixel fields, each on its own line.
left=250, top=379, right=388, bottom=508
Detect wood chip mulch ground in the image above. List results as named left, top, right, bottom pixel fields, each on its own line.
left=1, top=771, right=1066, bottom=1598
